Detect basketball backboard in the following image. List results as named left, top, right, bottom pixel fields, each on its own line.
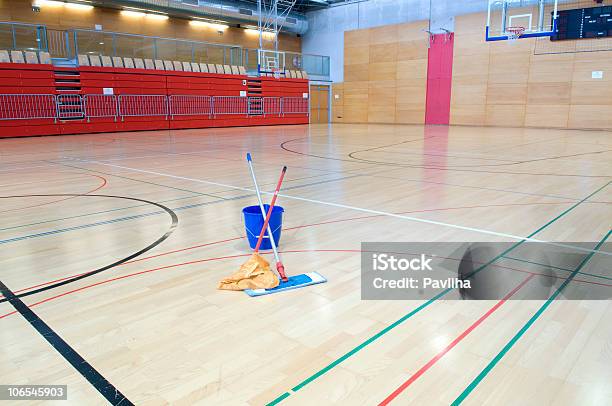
left=486, top=0, right=558, bottom=41
left=258, top=49, right=285, bottom=76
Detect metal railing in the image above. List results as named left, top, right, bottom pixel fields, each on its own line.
left=282, top=97, right=309, bottom=114
left=212, top=96, right=249, bottom=115
left=263, top=97, right=282, bottom=116
left=83, top=94, right=119, bottom=121
left=0, top=94, right=56, bottom=120
left=169, top=95, right=213, bottom=118
left=0, top=94, right=309, bottom=122
left=118, top=95, right=169, bottom=118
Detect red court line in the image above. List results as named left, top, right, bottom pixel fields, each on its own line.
left=0, top=174, right=108, bottom=214
left=2, top=200, right=578, bottom=297
left=0, top=249, right=360, bottom=319
left=2, top=246, right=608, bottom=321
left=378, top=274, right=535, bottom=406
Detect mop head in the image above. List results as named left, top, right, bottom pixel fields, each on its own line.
left=244, top=272, right=327, bottom=297
left=218, top=253, right=280, bottom=291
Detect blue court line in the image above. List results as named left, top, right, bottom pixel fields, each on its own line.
left=504, top=256, right=612, bottom=282
left=452, top=229, right=611, bottom=405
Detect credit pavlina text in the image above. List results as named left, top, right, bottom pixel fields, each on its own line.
left=371, top=253, right=471, bottom=289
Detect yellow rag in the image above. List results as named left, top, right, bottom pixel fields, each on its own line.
left=218, top=253, right=280, bottom=291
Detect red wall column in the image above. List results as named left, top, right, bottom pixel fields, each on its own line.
left=425, top=33, right=454, bottom=125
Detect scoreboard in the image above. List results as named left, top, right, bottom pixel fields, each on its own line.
left=551, top=6, right=612, bottom=41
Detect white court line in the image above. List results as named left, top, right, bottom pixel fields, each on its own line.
left=63, top=150, right=584, bottom=201
left=62, top=157, right=611, bottom=256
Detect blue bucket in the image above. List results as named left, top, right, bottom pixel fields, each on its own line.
left=243, top=205, right=284, bottom=250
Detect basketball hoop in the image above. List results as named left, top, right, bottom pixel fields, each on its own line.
left=506, top=26, right=526, bottom=41
left=272, top=68, right=281, bottom=79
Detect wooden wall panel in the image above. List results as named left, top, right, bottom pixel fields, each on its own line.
left=340, top=20, right=427, bottom=124
left=369, top=62, right=397, bottom=81
left=525, top=105, right=570, bottom=128
left=343, top=82, right=369, bottom=123
left=485, top=105, right=526, bottom=127
left=527, top=83, right=572, bottom=105
left=450, top=105, right=486, bottom=126
left=369, top=43, right=398, bottom=63
left=568, top=105, right=612, bottom=129
left=345, top=47, right=370, bottom=65
left=331, top=83, right=344, bottom=123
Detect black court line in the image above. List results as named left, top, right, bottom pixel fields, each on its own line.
left=280, top=137, right=611, bottom=178
left=0, top=194, right=178, bottom=301
left=0, top=280, right=134, bottom=405
left=0, top=194, right=178, bottom=404
left=50, top=161, right=226, bottom=200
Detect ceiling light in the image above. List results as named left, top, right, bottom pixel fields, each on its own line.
left=189, top=20, right=228, bottom=30
left=121, top=10, right=145, bottom=17
left=146, top=13, right=168, bottom=20
left=65, top=2, right=93, bottom=10
left=244, top=27, right=275, bottom=37
left=34, top=0, right=65, bottom=7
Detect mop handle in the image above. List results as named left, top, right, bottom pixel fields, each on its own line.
left=254, top=164, right=287, bottom=253
left=247, top=154, right=281, bottom=262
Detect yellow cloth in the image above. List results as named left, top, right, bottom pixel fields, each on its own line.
left=218, top=253, right=280, bottom=291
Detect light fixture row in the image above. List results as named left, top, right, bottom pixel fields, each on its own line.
left=120, top=10, right=169, bottom=20
left=33, top=1, right=277, bottom=36
left=34, top=0, right=93, bottom=10
left=189, top=19, right=228, bottom=30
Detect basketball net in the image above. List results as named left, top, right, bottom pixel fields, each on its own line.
left=272, top=68, right=281, bottom=79
left=506, top=26, right=525, bottom=43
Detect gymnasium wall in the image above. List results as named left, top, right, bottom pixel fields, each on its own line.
left=451, top=12, right=612, bottom=130
left=333, top=20, right=429, bottom=124
left=333, top=10, right=612, bottom=130
left=0, top=0, right=300, bottom=52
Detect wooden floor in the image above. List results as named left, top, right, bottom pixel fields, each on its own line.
left=0, top=123, right=610, bottom=405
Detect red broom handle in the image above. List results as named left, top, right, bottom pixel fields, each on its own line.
left=254, top=166, right=287, bottom=253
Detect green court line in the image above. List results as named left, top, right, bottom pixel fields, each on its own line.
left=266, top=180, right=610, bottom=405
left=452, top=229, right=611, bottom=405
left=504, top=256, right=612, bottom=282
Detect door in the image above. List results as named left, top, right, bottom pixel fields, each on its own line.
left=309, top=84, right=330, bottom=123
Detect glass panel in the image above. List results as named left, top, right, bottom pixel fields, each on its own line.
left=13, top=25, right=40, bottom=50
left=0, top=23, right=45, bottom=51
left=193, top=43, right=208, bottom=63
left=75, top=31, right=114, bottom=56
left=229, top=47, right=242, bottom=65
left=207, top=46, right=224, bottom=64
left=244, top=48, right=258, bottom=71
left=70, top=29, right=331, bottom=78
left=0, top=24, right=14, bottom=50
left=114, top=34, right=156, bottom=59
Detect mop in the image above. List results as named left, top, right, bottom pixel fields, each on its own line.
left=243, top=153, right=327, bottom=297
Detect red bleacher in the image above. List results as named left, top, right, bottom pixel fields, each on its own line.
left=0, top=62, right=309, bottom=138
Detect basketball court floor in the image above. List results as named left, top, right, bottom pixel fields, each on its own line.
left=1, top=123, right=610, bottom=404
